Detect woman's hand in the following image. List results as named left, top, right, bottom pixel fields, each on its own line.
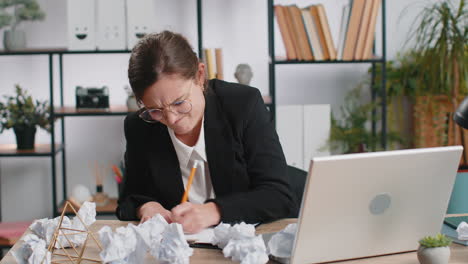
left=137, top=201, right=173, bottom=223
left=171, top=202, right=221, bottom=233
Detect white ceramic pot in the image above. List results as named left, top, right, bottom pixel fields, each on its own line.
left=126, top=96, right=139, bottom=111
left=417, top=246, right=450, bottom=264
left=3, top=30, right=26, bottom=51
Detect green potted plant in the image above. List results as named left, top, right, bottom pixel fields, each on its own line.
left=417, top=233, right=452, bottom=264
left=371, top=51, right=427, bottom=148
left=407, top=0, right=467, bottom=148
left=0, top=84, right=50, bottom=149
left=0, top=0, right=45, bottom=50
left=371, top=1, right=467, bottom=150
left=326, top=86, right=403, bottom=154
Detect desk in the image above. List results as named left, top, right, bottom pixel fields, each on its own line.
left=1, top=219, right=468, bottom=263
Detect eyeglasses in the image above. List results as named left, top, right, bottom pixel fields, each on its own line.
left=138, top=100, right=192, bottom=123
left=138, top=81, right=194, bottom=123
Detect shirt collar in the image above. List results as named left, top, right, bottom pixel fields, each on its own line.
left=168, top=118, right=207, bottom=168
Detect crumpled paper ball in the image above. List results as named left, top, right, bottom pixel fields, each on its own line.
left=456, top=221, right=468, bottom=240
left=212, top=222, right=268, bottom=264
left=29, top=201, right=97, bottom=248
left=267, top=223, right=297, bottom=258
left=157, top=223, right=193, bottom=264
left=12, top=234, right=51, bottom=264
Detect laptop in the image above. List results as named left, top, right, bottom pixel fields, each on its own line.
left=266, top=146, right=463, bottom=264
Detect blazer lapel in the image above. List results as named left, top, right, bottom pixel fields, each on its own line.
left=204, top=89, right=235, bottom=197
left=148, top=124, right=185, bottom=208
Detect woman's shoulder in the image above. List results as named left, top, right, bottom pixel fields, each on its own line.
left=207, top=79, right=267, bottom=128
left=210, top=79, right=260, bottom=98
left=209, top=79, right=263, bottom=110
left=124, top=111, right=163, bottom=137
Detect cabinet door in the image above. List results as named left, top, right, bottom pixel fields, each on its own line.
left=277, top=105, right=303, bottom=170
left=303, top=104, right=331, bottom=170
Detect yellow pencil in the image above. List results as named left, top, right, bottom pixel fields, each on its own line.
left=181, top=160, right=200, bottom=203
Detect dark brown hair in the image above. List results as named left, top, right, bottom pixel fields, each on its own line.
left=128, top=31, right=204, bottom=101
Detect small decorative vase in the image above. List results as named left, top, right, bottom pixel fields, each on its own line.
left=93, top=185, right=109, bottom=207
left=3, top=30, right=27, bottom=51
left=13, top=125, right=37, bottom=150
left=417, top=246, right=450, bottom=264
left=126, top=96, right=139, bottom=111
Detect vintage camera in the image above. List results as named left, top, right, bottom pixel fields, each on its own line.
left=75, top=86, right=109, bottom=109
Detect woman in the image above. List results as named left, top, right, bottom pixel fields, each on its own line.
left=117, top=31, right=297, bottom=233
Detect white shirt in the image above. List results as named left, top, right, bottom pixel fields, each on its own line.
left=168, top=120, right=215, bottom=204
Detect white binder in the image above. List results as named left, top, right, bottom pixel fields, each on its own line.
left=126, top=0, right=157, bottom=49
left=67, top=0, right=96, bottom=50
left=96, top=0, right=127, bottom=50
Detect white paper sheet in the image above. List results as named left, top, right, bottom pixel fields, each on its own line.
left=185, top=228, right=214, bottom=244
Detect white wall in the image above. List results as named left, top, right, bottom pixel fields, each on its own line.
left=0, top=0, right=428, bottom=221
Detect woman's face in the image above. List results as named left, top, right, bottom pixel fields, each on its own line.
left=140, top=64, right=206, bottom=136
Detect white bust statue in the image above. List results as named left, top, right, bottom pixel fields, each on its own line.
left=234, top=64, right=253, bottom=85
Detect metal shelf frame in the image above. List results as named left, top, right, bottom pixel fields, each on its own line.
left=267, top=0, right=388, bottom=148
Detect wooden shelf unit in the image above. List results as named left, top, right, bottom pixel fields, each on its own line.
left=0, top=144, right=63, bottom=157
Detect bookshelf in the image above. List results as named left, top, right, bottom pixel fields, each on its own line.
left=267, top=0, right=388, bottom=148
left=0, top=0, right=208, bottom=218
left=0, top=49, right=135, bottom=218
left=0, top=144, right=64, bottom=157
left=1, top=0, right=276, bottom=219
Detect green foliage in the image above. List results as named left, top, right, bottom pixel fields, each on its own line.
left=327, top=86, right=404, bottom=154
left=407, top=0, right=467, bottom=96
left=0, top=0, right=45, bottom=30
left=368, top=0, right=467, bottom=149
left=0, top=84, right=50, bottom=133
left=419, top=234, right=452, bottom=248
left=370, top=51, right=427, bottom=100
left=381, top=1, right=467, bottom=99
left=0, top=11, right=11, bottom=28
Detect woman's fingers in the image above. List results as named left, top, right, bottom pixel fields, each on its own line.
left=171, top=202, right=193, bottom=221
left=172, top=202, right=221, bottom=233
left=140, top=215, right=151, bottom=223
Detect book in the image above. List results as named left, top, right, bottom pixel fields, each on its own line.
left=343, top=0, right=366, bottom=60
left=316, top=4, right=337, bottom=60
left=309, top=5, right=329, bottom=60
left=301, top=8, right=323, bottom=60
left=275, top=5, right=297, bottom=60
left=444, top=216, right=468, bottom=229
left=284, top=5, right=302, bottom=60
left=204, top=48, right=216, bottom=79
left=362, top=0, right=381, bottom=59
left=354, top=0, right=373, bottom=60
left=0, top=221, right=31, bottom=245
left=337, top=4, right=351, bottom=60
left=288, top=5, right=314, bottom=61
left=215, top=48, right=223, bottom=80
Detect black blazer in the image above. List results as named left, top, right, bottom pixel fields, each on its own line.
left=116, top=79, right=297, bottom=224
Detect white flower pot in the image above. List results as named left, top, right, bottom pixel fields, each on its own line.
left=417, top=246, right=450, bottom=264
left=3, top=30, right=26, bottom=51
left=126, top=96, right=139, bottom=111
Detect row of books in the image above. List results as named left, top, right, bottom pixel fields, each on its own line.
left=203, top=48, right=224, bottom=80
left=275, top=0, right=381, bottom=61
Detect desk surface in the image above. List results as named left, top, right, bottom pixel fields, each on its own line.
left=1, top=219, right=468, bottom=264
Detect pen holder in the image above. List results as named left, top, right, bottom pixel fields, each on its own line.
left=117, top=181, right=125, bottom=199
left=93, top=184, right=109, bottom=207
